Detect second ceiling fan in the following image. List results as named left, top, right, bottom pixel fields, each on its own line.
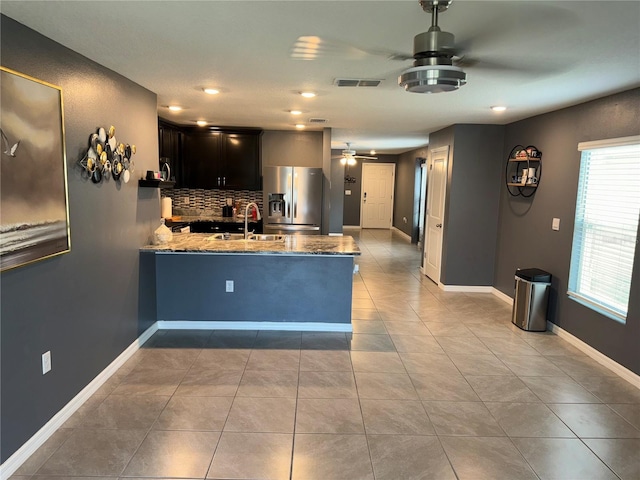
left=340, top=143, right=377, bottom=166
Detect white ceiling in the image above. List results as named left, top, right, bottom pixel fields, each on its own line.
left=2, top=1, right=639, bottom=154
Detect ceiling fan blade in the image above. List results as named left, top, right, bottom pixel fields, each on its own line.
left=453, top=3, right=581, bottom=57
left=455, top=56, right=568, bottom=77
left=355, top=155, right=378, bottom=160
left=374, top=66, right=408, bottom=83
left=290, top=35, right=411, bottom=62
left=291, top=36, right=368, bottom=60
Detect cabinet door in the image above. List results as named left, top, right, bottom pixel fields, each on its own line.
left=183, top=133, right=221, bottom=189
left=158, top=123, right=184, bottom=186
left=221, top=133, right=260, bottom=190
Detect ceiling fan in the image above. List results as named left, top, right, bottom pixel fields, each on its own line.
left=397, top=0, right=467, bottom=93
left=291, top=0, right=574, bottom=93
left=339, top=143, right=377, bottom=166
left=291, top=0, right=465, bottom=93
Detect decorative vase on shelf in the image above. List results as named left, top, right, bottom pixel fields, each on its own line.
left=154, top=218, right=173, bottom=244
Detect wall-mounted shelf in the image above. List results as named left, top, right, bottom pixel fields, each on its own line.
left=507, top=182, right=538, bottom=188
left=505, top=145, right=542, bottom=198
left=508, top=157, right=541, bottom=162
left=138, top=179, right=175, bottom=188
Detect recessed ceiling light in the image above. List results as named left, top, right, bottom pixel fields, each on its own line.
left=300, top=92, right=316, bottom=98
left=295, top=124, right=305, bottom=129
left=203, top=88, right=220, bottom=95
left=290, top=110, right=302, bottom=115
left=168, top=105, right=182, bottom=111
left=196, top=120, right=207, bottom=126
left=491, top=105, right=507, bottom=112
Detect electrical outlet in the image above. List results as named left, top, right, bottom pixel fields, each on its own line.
left=345, top=190, right=352, bottom=196
left=403, top=216, right=408, bottom=223
left=225, top=280, right=234, bottom=293
left=552, top=218, right=560, bottom=231
left=42, top=351, right=51, bottom=375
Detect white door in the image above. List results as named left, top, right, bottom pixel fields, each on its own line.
left=423, top=147, right=448, bottom=283
left=361, top=163, right=395, bottom=229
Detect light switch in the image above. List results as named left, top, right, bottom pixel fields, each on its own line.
left=552, top=218, right=560, bottom=231
left=225, top=280, right=234, bottom=292
left=345, top=190, right=352, bottom=196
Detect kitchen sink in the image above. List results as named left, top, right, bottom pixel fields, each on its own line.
left=248, top=234, right=285, bottom=242
left=207, top=233, right=246, bottom=241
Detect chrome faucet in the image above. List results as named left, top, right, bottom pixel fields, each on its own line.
left=244, top=202, right=262, bottom=239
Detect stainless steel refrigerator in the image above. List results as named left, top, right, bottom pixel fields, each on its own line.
left=263, top=166, right=323, bottom=234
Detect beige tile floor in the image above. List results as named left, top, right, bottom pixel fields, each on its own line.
left=11, top=229, right=640, bottom=480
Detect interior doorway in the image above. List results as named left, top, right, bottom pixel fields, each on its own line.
left=417, top=159, right=428, bottom=248
left=423, top=146, right=448, bottom=283
left=361, top=163, right=395, bottom=229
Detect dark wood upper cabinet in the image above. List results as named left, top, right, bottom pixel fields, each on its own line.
left=158, top=119, right=184, bottom=187
left=158, top=119, right=261, bottom=190
left=183, top=132, right=221, bottom=189
left=221, top=133, right=261, bottom=190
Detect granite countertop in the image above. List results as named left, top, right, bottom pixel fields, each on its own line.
left=141, top=233, right=361, bottom=256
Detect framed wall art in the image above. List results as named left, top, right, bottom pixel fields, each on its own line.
left=0, top=67, right=70, bottom=271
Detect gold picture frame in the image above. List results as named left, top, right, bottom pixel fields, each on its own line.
left=0, top=67, right=71, bottom=271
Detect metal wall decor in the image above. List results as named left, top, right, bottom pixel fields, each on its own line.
left=505, top=144, right=543, bottom=198
left=0, top=67, right=71, bottom=271
left=79, top=125, right=136, bottom=184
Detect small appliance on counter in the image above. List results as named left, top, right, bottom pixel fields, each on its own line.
left=222, top=197, right=234, bottom=217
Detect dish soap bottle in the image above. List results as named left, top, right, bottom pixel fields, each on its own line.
left=154, top=218, right=173, bottom=244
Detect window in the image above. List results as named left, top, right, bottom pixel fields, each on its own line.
left=568, top=136, right=640, bottom=322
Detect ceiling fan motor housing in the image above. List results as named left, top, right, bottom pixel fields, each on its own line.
left=399, top=65, right=466, bottom=93
left=414, top=30, right=456, bottom=60
left=399, top=0, right=466, bottom=93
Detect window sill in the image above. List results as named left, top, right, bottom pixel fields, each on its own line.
left=567, top=294, right=627, bottom=325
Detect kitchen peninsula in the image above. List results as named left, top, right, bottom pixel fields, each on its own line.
left=140, top=234, right=360, bottom=331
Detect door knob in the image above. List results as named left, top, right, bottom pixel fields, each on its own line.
left=436, top=223, right=442, bottom=228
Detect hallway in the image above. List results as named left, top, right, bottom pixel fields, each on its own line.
left=11, top=229, right=640, bottom=480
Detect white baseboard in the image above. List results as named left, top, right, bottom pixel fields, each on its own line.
left=342, top=225, right=361, bottom=230
left=391, top=227, right=412, bottom=242
left=492, top=287, right=514, bottom=305
left=546, top=322, right=640, bottom=389
left=488, top=286, right=639, bottom=386
left=488, top=287, right=639, bottom=387
left=0, top=323, right=159, bottom=480
left=328, top=232, right=344, bottom=236
left=157, top=320, right=353, bottom=333
left=439, top=284, right=494, bottom=293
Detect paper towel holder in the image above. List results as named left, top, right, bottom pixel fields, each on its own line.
left=161, top=197, right=173, bottom=219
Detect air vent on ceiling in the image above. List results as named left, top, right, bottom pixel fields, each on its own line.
left=334, top=78, right=382, bottom=87
left=309, top=118, right=328, bottom=123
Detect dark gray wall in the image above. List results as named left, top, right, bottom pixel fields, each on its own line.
left=329, top=156, right=345, bottom=234
left=340, top=153, right=399, bottom=226
left=428, top=125, right=504, bottom=286
left=262, top=130, right=323, bottom=167
left=1, top=15, right=159, bottom=462
left=155, top=253, right=354, bottom=323
left=396, top=146, right=429, bottom=238
left=494, top=88, right=640, bottom=375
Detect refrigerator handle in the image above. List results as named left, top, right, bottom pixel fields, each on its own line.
left=287, top=173, right=293, bottom=220
left=293, top=173, right=298, bottom=219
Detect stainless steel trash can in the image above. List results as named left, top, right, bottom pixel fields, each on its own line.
left=512, top=268, right=551, bottom=331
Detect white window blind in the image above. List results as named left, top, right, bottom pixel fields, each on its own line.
left=568, top=136, right=640, bottom=322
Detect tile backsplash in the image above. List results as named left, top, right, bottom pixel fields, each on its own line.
left=162, top=188, right=263, bottom=215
